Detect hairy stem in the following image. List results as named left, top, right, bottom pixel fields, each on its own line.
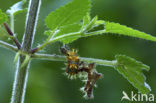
left=32, top=53, right=117, bottom=67
left=10, top=0, right=41, bottom=103
left=32, top=30, right=106, bottom=53
left=0, top=40, right=18, bottom=52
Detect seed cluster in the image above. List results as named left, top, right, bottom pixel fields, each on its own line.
left=60, top=46, right=103, bottom=99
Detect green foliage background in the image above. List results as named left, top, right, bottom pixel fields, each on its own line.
left=0, top=0, right=156, bottom=103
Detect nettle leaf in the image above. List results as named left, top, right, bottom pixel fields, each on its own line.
left=7, top=0, right=27, bottom=16
left=94, top=20, right=105, bottom=27
left=115, top=55, right=151, bottom=94
left=83, top=16, right=98, bottom=32
left=44, top=30, right=52, bottom=36
left=83, top=13, right=91, bottom=27
left=45, top=24, right=82, bottom=44
left=46, top=17, right=104, bottom=44
left=45, top=15, right=101, bottom=44
left=105, top=21, right=156, bottom=42
left=57, top=24, right=82, bottom=44
left=45, top=0, right=91, bottom=30
left=0, top=9, right=8, bottom=24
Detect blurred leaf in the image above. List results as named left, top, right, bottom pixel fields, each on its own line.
left=0, top=9, right=8, bottom=24
left=7, top=0, right=27, bottom=16
left=105, top=22, right=156, bottom=42
left=45, top=0, right=91, bottom=30
left=44, top=30, right=52, bottom=36
left=115, top=55, right=151, bottom=94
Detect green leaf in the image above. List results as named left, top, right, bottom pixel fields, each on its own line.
left=105, top=21, right=156, bottom=42
left=94, top=20, right=105, bottom=26
left=83, top=13, right=91, bottom=27
left=21, top=54, right=30, bottom=68
left=115, top=55, right=151, bottom=94
left=44, top=17, right=105, bottom=44
left=82, top=16, right=98, bottom=32
left=46, top=23, right=82, bottom=44
left=44, top=30, right=52, bottom=36
left=57, top=24, right=82, bottom=44
left=45, top=0, right=91, bottom=30
left=7, top=0, right=27, bottom=16
left=0, top=9, right=8, bottom=24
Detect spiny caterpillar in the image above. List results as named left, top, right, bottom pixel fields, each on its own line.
left=60, top=46, right=81, bottom=75
left=60, top=45, right=103, bottom=99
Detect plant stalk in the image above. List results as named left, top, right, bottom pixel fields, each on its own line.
left=10, top=0, right=41, bottom=103
left=0, top=40, right=18, bottom=52
left=32, top=53, right=117, bottom=67
left=31, top=30, right=106, bottom=53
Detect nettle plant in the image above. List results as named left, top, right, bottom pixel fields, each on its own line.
left=0, top=0, right=156, bottom=102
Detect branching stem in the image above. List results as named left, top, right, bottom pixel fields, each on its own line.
left=10, top=0, right=41, bottom=103
left=32, top=53, right=117, bottom=67
left=31, top=30, right=106, bottom=53
left=0, top=40, right=18, bottom=52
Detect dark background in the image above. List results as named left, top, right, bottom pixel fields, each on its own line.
left=0, top=0, right=156, bottom=103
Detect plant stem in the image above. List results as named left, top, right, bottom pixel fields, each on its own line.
left=32, top=30, right=107, bottom=53
left=32, top=53, right=117, bottom=67
left=80, top=57, right=117, bottom=67
left=32, top=32, right=82, bottom=53
left=0, top=40, right=18, bottom=52
left=0, top=40, right=115, bottom=67
left=10, top=0, right=41, bottom=103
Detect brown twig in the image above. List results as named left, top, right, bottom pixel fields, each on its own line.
left=31, top=47, right=38, bottom=54
left=3, top=23, right=21, bottom=49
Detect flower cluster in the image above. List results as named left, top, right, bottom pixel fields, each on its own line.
left=60, top=46, right=103, bottom=99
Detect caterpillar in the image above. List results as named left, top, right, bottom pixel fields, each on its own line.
left=79, top=63, right=103, bottom=99
left=60, top=45, right=103, bottom=99
left=60, top=46, right=82, bottom=75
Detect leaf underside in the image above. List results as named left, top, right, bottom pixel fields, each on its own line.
left=7, top=0, right=27, bottom=16
left=115, top=55, right=151, bottom=94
